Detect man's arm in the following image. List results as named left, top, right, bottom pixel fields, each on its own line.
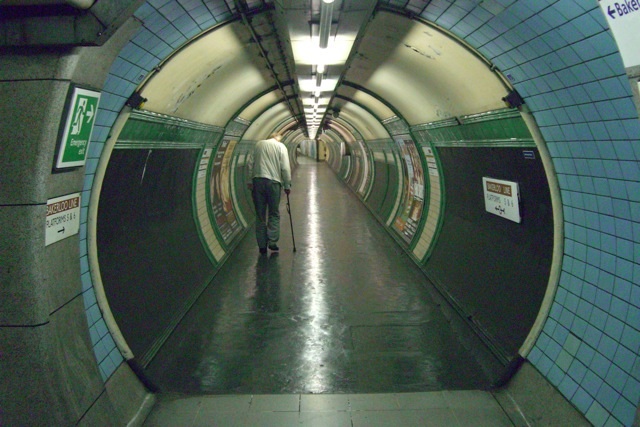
left=280, top=145, right=292, bottom=193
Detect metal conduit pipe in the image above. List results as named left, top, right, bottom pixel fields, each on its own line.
left=318, top=0, right=334, bottom=49
left=235, top=2, right=302, bottom=126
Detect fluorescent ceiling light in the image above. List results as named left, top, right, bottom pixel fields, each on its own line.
left=291, top=39, right=352, bottom=65
left=302, top=97, right=330, bottom=105
left=299, top=78, right=338, bottom=93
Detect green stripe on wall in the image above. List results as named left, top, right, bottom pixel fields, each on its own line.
left=115, top=140, right=207, bottom=149
left=411, top=108, right=533, bottom=147
left=432, top=139, right=535, bottom=148
left=116, top=110, right=223, bottom=149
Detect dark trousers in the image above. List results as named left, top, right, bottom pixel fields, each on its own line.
left=252, top=178, right=282, bottom=249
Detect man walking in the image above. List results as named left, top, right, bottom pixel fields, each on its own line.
left=247, top=133, right=292, bottom=254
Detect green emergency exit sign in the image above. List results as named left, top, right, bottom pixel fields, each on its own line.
left=56, top=86, right=101, bottom=169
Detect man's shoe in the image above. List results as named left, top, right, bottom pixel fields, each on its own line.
left=259, top=248, right=267, bottom=254
left=268, top=243, right=279, bottom=251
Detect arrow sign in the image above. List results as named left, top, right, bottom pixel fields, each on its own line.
left=599, top=0, right=640, bottom=67
left=56, top=86, right=101, bottom=169
left=483, top=177, right=521, bottom=223
left=86, top=104, right=95, bottom=123
left=605, top=0, right=640, bottom=19
left=45, top=193, right=81, bottom=246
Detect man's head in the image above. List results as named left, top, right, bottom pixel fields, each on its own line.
left=272, top=132, right=283, bottom=142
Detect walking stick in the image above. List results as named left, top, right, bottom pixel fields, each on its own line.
left=286, top=192, right=296, bottom=252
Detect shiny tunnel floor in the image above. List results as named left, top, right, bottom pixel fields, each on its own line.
left=143, top=158, right=514, bottom=426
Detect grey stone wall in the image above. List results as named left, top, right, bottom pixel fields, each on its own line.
left=0, top=17, right=148, bottom=425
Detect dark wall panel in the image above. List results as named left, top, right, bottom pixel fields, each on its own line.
left=347, top=153, right=362, bottom=190
left=97, top=149, right=215, bottom=361
left=424, top=147, right=553, bottom=358
left=339, top=155, right=350, bottom=180
left=366, top=161, right=389, bottom=216
left=380, top=164, right=399, bottom=221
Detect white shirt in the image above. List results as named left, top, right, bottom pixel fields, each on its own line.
left=248, top=138, right=292, bottom=189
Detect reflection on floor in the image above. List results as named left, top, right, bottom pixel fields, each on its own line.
left=142, top=159, right=515, bottom=425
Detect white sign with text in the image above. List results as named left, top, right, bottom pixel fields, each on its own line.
left=45, top=193, right=81, bottom=246
left=599, top=0, right=640, bottom=68
left=483, top=177, right=521, bottom=223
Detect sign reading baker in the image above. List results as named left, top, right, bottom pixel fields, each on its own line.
left=45, top=193, right=81, bottom=246
left=483, top=177, right=521, bottom=223
left=599, top=0, right=640, bottom=68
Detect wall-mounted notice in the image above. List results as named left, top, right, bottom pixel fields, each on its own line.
left=56, top=87, right=101, bottom=169
left=483, top=177, right=521, bottom=223
left=599, top=0, right=640, bottom=68
left=45, top=193, right=81, bottom=246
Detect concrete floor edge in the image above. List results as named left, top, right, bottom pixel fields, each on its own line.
left=142, top=390, right=517, bottom=426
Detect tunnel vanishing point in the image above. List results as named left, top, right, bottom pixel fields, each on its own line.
left=1, top=0, right=640, bottom=425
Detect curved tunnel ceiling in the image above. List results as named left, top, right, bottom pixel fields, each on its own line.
left=337, top=89, right=395, bottom=119
left=329, top=102, right=389, bottom=140
left=136, top=7, right=511, bottom=139
left=243, top=102, right=295, bottom=140
left=139, top=22, right=278, bottom=126
left=338, top=11, right=510, bottom=125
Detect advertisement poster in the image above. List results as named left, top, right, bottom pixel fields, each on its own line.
left=392, top=136, right=425, bottom=243
left=211, top=138, right=241, bottom=243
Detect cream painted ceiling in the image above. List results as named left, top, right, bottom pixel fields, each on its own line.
left=243, top=103, right=294, bottom=141
left=330, top=101, right=390, bottom=140
left=139, top=22, right=278, bottom=127
left=137, top=7, right=510, bottom=142
left=338, top=11, right=509, bottom=125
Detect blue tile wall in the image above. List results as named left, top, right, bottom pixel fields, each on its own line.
left=75, top=1, right=640, bottom=425
left=79, top=0, right=237, bottom=382
left=412, top=1, right=640, bottom=426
